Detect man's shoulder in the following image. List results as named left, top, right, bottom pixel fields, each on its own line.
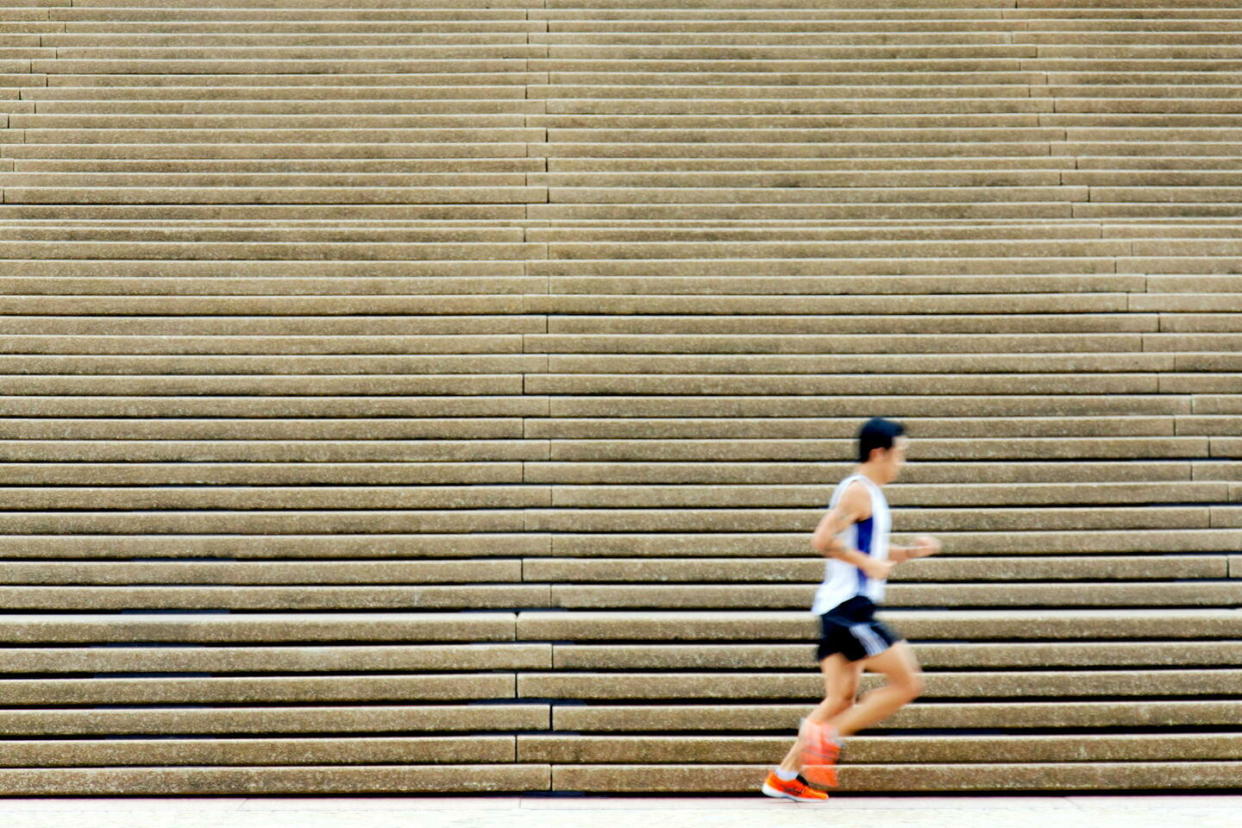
left=836, top=478, right=874, bottom=519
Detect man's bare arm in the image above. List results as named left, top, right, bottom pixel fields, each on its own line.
left=889, top=535, right=943, bottom=564
left=811, top=482, right=893, bottom=580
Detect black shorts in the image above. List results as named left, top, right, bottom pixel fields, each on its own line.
left=815, top=596, right=903, bottom=663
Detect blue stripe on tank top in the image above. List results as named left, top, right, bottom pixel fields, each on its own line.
left=855, top=516, right=873, bottom=595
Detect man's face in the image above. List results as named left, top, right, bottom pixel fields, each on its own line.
left=877, top=436, right=908, bottom=481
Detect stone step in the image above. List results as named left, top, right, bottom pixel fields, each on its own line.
left=554, top=761, right=1242, bottom=793
left=554, top=640, right=1242, bottom=669
left=531, top=294, right=1141, bottom=313
left=521, top=733, right=1242, bottom=764
left=0, top=765, right=553, bottom=795
left=524, top=505, right=1219, bottom=531
left=523, top=458, right=1200, bottom=481
left=0, top=418, right=1213, bottom=443
left=0, top=528, right=1226, bottom=561
left=0, top=584, right=553, bottom=611
left=0, top=485, right=554, bottom=508
left=0, top=705, right=549, bottom=737
left=0, top=643, right=552, bottom=672
left=0, top=458, right=1202, bottom=485
left=32, top=101, right=547, bottom=115
left=0, top=509, right=532, bottom=533
left=553, top=699, right=1242, bottom=732
left=0, top=310, right=1172, bottom=337
left=0, top=582, right=1232, bottom=611
left=0, top=554, right=1220, bottom=586
left=0, top=612, right=518, bottom=643
left=0, top=736, right=516, bottom=766
left=0, top=375, right=1205, bottom=398
left=2, top=141, right=536, bottom=158
left=536, top=481, right=1229, bottom=506
left=533, top=83, right=1242, bottom=99
left=23, top=85, right=535, bottom=100
left=519, top=529, right=1242, bottom=556
left=0, top=669, right=1232, bottom=705
left=0, top=533, right=548, bottom=559
left=540, top=314, right=1216, bottom=335
left=523, top=555, right=1229, bottom=583
left=41, top=72, right=544, bottom=88
left=544, top=583, right=1242, bottom=610
left=0, top=353, right=1190, bottom=375
left=0, top=504, right=1224, bottom=533
left=0, top=675, right=519, bottom=704
left=515, top=609, right=1242, bottom=642
left=0, top=733, right=1233, bottom=769
left=518, top=669, right=1242, bottom=700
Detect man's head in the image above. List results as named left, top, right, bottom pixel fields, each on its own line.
left=858, top=417, right=908, bottom=483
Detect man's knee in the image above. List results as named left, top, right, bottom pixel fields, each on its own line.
left=824, top=694, right=854, bottom=716
left=894, top=669, right=924, bottom=701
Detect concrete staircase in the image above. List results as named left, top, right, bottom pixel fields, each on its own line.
left=0, top=0, right=1239, bottom=795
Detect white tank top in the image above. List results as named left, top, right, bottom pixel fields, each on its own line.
left=810, top=473, right=892, bottom=614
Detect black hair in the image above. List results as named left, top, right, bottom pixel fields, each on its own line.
left=858, top=417, right=906, bottom=464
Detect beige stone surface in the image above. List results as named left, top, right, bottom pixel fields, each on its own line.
left=553, top=701, right=1242, bottom=732
left=552, top=641, right=1242, bottom=670
left=0, top=533, right=551, bottom=560
left=518, top=609, right=1242, bottom=642
left=0, top=704, right=549, bottom=736
left=518, top=670, right=1242, bottom=701
left=0, top=736, right=517, bottom=767
left=3, top=0, right=1241, bottom=798
left=0, top=674, right=518, bottom=705
left=555, top=762, right=1242, bottom=793
left=520, top=733, right=1242, bottom=764
left=0, top=643, right=552, bottom=673
left=0, top=765, right=551, bottom=796
left=0, top=584, right=552, bottom=611
left=0, top=612, right=517, bottom=644
left=524, top=555, right=1225, bottom=583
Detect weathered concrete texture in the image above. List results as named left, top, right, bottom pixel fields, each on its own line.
left=0, top=533, right=552, bottom=560
left=552, top=762, right=1242, bottom=793
left=517, top=670, right=1242, bottom=701
left=0, top=560, right=526, bottom=585
left=0, top=765, right=551, bottom=796
left=0, top=674, right=520, bottom=705
left=538, top=437, right=1198, bottom=461
left=517, top=609, right=1242, bottom=642
left=546, top=582, right=1242, bottom=610
left=541, top=481, right=1226, bottom=507
left=0, top=704, right=550, bottom=736
left=0, top=644, right=552, bottom=674
left=525, top=506, right=1213, bottom=532
left=527, top=417, right=1180, bottom=441
left=519, top=733, right=1242, bottom=764
left=552, top=701, right=1242, bottom=733
left=4, top=0, right=1242, bottom=799
left=551, top=641, right=1242, bottom=670
left=524, top=555, right=1227, bottom=583
left=0, top=613, right=517, bottom=644
left=0, top=736, right=516, bottom=767
left=543, top=529, right=1242, bottom=557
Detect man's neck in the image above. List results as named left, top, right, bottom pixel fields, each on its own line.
left=858, top=465, right=886, bottom=487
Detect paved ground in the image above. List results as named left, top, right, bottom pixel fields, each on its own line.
left=0, top=795, right=1238, bottom=828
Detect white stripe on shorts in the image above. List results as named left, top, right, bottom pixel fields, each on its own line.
left=849, top=622, right=887, bottom=658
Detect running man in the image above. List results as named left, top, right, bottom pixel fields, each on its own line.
left=762, top=417, right=942, bottom=802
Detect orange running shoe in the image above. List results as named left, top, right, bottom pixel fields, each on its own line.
left=798, top=719, right=841, bottom=788
left=761, top=771, right=829, bottom=802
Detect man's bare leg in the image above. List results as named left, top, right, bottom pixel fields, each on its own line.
left=826, top=640, right=924, bottom=738
left=797, top=641, right=924, bottom=787
left=777, top=653, right=862, bottom=772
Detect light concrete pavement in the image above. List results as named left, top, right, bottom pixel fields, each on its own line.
left=0, top=795, right=1238, bottom=828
